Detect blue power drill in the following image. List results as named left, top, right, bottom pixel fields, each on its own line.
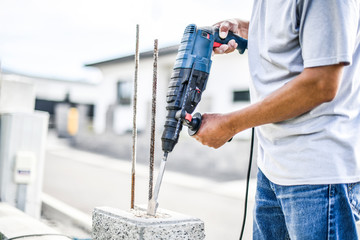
left=161, top=24, right=248, bottom=153
left=147, top=24, right=247, bottom=216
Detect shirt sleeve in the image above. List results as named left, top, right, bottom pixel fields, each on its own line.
left=299, top=0, right=359, bottom=68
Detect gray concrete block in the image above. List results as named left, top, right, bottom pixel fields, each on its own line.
left=92, top=206, right=205, bottom=240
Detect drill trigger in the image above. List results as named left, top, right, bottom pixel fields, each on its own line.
left=213, top=42, right=222, bottom=48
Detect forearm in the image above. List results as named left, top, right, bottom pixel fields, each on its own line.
left=227, top=65, right=343, bottom=134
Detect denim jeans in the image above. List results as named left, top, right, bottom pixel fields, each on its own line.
left=253, top=169, right=360, bottom=240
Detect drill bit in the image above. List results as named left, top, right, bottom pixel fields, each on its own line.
left=147, top=152, right=168, bottom=216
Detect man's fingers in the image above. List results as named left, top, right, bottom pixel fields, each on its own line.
left=219, top=22, right=231, bottom=39
left=213, top=21, right=240, bottom=54
left=213, top=41, right=237, bottom=54
left=225, top=39, right=238, bottom=53
left=213, top=44, right=229, bottom=54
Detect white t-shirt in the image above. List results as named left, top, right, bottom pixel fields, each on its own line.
left=248, top=0, right=360, bottom=185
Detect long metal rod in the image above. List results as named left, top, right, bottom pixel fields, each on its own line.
left=131, top=24, right=140, bottom=210
left=149, top=39, right=158, bottom=201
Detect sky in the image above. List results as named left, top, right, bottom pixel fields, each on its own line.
left=0, top=0, right=253, bottom=82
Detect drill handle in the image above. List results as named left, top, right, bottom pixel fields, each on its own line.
left=187, top=112, right=202, bottom=136
left=186, top=112, right=233, bottom=142
left=213, top=29, right=248, bottom=54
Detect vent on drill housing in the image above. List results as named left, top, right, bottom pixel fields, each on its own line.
left=185, top=24, right=196, bottom=34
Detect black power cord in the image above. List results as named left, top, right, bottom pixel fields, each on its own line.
left=239, top=127, right=255, bottom=240
left=8, top=233, right=72, bottom=240
left=8, top=234, right=91, bottom=240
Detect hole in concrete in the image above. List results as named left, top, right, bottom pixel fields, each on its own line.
left=131, top=206, right=171, bottom=219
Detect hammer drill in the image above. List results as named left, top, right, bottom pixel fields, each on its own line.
left=147, top=24, right=247, bottom=216
left=162, top=24, right=248, bottom=153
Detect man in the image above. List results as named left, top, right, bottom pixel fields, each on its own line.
left=194, top=1, right=360, bottom=239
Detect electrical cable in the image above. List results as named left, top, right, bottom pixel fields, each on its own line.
left=239, top=127, right=255, bottom=240
left=8, top=234, right=91, bottom=240
left=8, top=233, right=72, bottom=240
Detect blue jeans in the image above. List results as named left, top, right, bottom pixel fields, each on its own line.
left=253, top=169, right=360, bottom=240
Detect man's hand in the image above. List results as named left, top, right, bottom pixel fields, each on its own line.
left=213, top=18, right=249, bottom=54
left=193, top=113, right=234, bottom=149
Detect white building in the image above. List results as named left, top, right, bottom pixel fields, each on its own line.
left=86, top=44, right=251, bottom=136
left=1, top=70, right=98, bottom=134
left=1, top=44, right=251, bottom=137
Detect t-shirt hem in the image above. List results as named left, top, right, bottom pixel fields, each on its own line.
left=258, top=166, right=360, bottom=186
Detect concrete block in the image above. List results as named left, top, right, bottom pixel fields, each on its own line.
left=92, top=206, right=205, bottom=240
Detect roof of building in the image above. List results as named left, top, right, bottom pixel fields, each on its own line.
left=85, top=44, right=179, bottom=67
left=1, top=68, right=96, bottom=85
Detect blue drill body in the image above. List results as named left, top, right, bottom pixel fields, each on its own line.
left=161, top=24, right=248, bottom=153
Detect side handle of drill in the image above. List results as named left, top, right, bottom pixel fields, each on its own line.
left=185, top=112, right=202, bottom=136
left=185, top=112, right=233, bottom=142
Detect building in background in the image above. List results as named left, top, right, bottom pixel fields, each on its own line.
left=85, top=44, right=252, bottom=137
left=1, top=44, right=251, bottom=137
left=0, top=70, right=97, bottom=137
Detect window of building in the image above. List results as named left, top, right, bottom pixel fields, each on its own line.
left=233, top=90, right=250, bottom=102
left=117, top=81, right=132, bottom=105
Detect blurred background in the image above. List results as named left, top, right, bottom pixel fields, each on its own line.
left=0, top=1, right=257, bottom=240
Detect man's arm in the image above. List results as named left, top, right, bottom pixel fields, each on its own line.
left=194, top=64, right=344, bottom=148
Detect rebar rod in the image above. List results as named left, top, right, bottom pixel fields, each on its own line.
left=149, top=39, right=158, bottom=201
left=131, top=24, right=140, bottom=210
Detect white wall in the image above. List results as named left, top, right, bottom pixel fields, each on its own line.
left=203, top=51, right=251, bottom=113
left=95, top=53, right=175, bottom=134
